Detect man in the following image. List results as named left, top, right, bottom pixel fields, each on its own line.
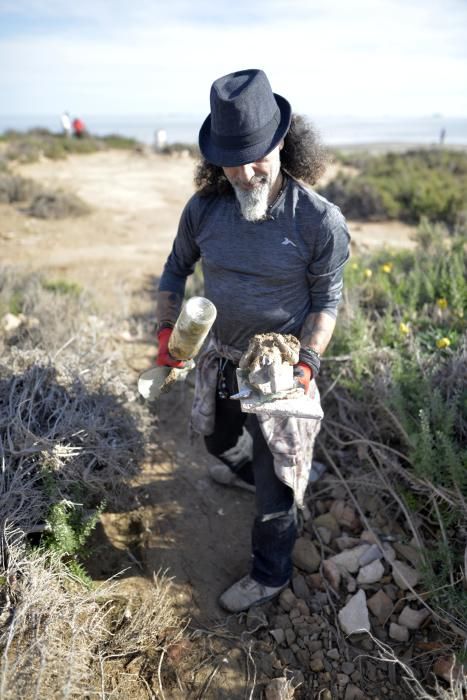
left=156, top=69, right=350, bottom=612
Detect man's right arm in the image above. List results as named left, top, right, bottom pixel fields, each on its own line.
left=156, top=197, right=201, bottom=328
left=157, top=290, right=184, bottom=328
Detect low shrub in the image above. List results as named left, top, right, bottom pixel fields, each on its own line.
left=0, top=171, right=40, bottom=203
left=319, top=149, right=467, bottom=227
left=0, top=128, right=142, bottom=164
left=322, top=221, right=467, bottom=637
left=26, top=190, right=91, bottom=218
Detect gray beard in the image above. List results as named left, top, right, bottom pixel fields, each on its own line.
left=232, top=179, right=270, bottom=222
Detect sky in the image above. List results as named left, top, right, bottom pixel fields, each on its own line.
left=0, top=0, right=466, bottom=118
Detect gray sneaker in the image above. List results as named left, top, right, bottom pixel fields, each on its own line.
left=219, top=574, right=287, bottom=613
left=208, top=462, right=256, bottom=493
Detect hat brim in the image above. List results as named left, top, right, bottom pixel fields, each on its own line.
left=198, top=93, right=292, bottom=168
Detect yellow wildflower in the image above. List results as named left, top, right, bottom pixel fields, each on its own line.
left=436, top=337, right=451, bottom=349
left=351, top=262, right=359, bottom=270
left=399, top=322, right=410, bottom=335
left=364, top=268, right=373, bottom=279
left=436, top=298, right=448, bottom=310
left=381, top=263, right=393, bottom=274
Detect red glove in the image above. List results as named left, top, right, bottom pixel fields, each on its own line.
left=156, top=328, right=185, bottom=368
left=294, top=362, right=312, bottom=394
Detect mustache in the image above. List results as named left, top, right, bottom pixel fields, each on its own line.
left=232, top=174, right=268, bottom=189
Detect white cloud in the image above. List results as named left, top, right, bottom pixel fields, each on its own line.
left=0, top=0, right=466, bottom=116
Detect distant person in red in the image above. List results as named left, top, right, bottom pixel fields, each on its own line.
left=72, top=117, right=86, bottom=138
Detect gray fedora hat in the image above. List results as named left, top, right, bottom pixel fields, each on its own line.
left=199, top=68, right=292, bottom=167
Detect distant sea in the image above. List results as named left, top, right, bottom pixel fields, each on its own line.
left=1, top=114, right=467, bottom=146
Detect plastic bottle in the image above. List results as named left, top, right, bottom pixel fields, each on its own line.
left=168, top=296, right=217, bottom=360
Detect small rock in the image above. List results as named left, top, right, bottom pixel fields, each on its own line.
left=345, top=684, right=366, bottom=700
left=285, top=628, right=296, bottom=646
left=367, top=590, right=393, bottom=625
left=398, top=606, right=430, bottom=630
left=338, top=590, right=371, bottom=636
left=358, top=544, right=383, bottom=567
left=310, top=657, right=324, bottom=672
left=391, top=560, right=419, bottom=590
left=360, top=530, right=379, bottom=545
left=274, top=613, right=292, bottom=629
left=389, top=622, right=409, bottom=642
left=330, top=545, right=371, bottom=574
left=289, top=668, right=305, bottom=687
left=342, top=661, right=355, bottom=675
left=259, top=652, right=275, bottom=676
left=292, top=537, right=321, bottom=573
left=320, top=690, right=332, bottom=700
left=337, top=673, right=350, bottom=686
left=307, top=640, right=322, bottom=652
left=393, top=542, right=422, bottom=568
left=383, top=584, right=398, bottom=600
left=270, top=628, right=286, bottom=645
left=264, top=677, right=294, bottom=700
left=296, top=599, right=310, bottom=616
left=292, top=573, right=309, bottom=599
left=326, top=647, right=340, bottom=660
left=382, top=543, right=396, bottom=562
left=279, top=588, right=297, bottom=612
left=330, top=500, right=361, bottom=530
left=335, top=536, right=361, bottom=551
left=316, top=526, right=332, bottom=544
left=346, top=575, right=357, bottom=593
left=296, top=649, right=310, bottom=667
left=357, top=560, right=385, bottom=585
left=277, top=647, right=296, bottom=666
left=313, top=512, right=340, bottom=538
left=307, top=573, right=324, bottom=590
left=322, top=559, right=341, bottom=591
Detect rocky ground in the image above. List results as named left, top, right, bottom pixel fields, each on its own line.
left=198, top=470, right=462, bottom=700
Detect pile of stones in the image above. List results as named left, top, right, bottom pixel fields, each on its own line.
left=238, top=490, right=461, bottom=699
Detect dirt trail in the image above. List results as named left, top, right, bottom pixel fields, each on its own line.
left=2, top=150, right=417, bottom=624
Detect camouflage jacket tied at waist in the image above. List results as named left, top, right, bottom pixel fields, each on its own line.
left=190, top=336, right=322, bottom=508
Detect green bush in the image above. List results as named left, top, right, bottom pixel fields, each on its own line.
left=319, top=149, right=467, bottom=227
left=0, top=128, right=142, bottom=163
left=325, top=221, right=466, bottom=631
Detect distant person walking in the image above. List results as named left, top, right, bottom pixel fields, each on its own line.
left=60, top=111, right=72, bottom=138
left=439, top=127, right=446, bottom=146
left=72, top=117, right=86, bottom=138
left=155, top=128, right=167, bottom=151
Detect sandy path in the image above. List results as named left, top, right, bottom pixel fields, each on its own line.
left=2, top=150, right=417, bottom=623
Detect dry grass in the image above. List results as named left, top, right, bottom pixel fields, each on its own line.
left=0, top=529, right=189, bottom=699
left=25, top=190, right=91, bottom=219
left=0, top=269, right=146, bottom=529
left=0, top=267, right=195, bottom=698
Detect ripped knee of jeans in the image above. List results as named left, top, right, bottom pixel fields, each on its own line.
left=259, top=503, right=297, bottom=524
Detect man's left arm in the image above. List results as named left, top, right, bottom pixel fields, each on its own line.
left=296, top=207, right=350, bottom=386
left=300, top=310, right=336, bottom=356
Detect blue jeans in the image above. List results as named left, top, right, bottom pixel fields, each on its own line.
left=204, top=360, right=297, bottom=587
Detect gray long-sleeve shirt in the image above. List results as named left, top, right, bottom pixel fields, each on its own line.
left=159, top=174, right=350, bottom=350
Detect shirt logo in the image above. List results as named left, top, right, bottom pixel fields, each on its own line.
left=282, top=237, right=297, bottom=247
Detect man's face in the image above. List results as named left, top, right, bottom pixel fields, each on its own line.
left=222, top=144, right=282, bottom=222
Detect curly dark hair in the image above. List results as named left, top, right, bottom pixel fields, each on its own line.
left=194, top=114, right=328, bottom=196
